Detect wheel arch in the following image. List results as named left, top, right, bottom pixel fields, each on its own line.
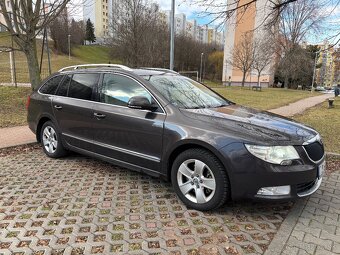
left=36, top=113, right=58, bottom=142
left=164, top=140, right=232, bottom=184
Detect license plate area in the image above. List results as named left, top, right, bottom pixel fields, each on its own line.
left=318, top=161, right=325, bottom=178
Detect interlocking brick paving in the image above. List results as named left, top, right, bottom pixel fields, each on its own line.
left=0, top=148, right=293, bottom=255
left=280, top=171, right=340, bottom=255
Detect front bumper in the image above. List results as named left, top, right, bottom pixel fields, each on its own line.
left=219, top=143, right=324, bottom=201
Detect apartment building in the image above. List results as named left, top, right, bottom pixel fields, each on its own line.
left=161, top=10, right=224, bottom=46
left=0, top=0, right=13, bottom=32
left=223, top=0, right=275, bottom=87
left=83, top=0, right=112, bottom=40
left=315, top=42, right=339, bottom=86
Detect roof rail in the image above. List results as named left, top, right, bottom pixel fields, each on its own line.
left=140, top=67, right=179, bottom=74
left=58, top=64, right=133, bottom=72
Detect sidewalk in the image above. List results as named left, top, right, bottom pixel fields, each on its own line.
left=0, top=125, right=36, bottom=149
left=269, top=93, right=334, bottom=117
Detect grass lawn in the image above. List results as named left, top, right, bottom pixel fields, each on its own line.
left=0, top=86, right=31, bottom=127
left=293, top=97, right=340, bottom=154
left=210, top=86, right=317, bottom=110
left=72, top=45, right=118, bottom=63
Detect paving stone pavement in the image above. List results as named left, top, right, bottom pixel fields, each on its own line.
left=265, top=171, right=340, bottom=255
left=0, top=148, right=293, bottom=255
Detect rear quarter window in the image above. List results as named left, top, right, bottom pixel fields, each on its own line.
left=39, top=75, right=63, bottom=95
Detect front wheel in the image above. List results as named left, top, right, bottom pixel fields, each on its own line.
left=171, top=148, right=230, bottom=211
left=40, top=121, right=67, bottom=158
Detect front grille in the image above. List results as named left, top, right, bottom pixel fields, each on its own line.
left=297, top=180, right=317, bottom=194
left=303, top=141, right=324, bottom=162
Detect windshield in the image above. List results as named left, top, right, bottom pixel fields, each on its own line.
left=144, top=75, right=229, bottom=109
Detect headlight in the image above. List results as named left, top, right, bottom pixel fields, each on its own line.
left=245, top=145, right=300, bottom=165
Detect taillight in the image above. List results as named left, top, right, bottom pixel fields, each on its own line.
left=26, top=95, right=31, bottom=110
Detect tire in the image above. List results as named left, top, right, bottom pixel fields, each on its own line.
left=40, top=121, right=67, bottom=158
left=171, top=148, right=230, bottom=211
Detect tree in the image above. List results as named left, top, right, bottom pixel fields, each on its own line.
left=109, top=0, right=167, bottom=67
left=70, top=19, right=85, bottom=46
left=85, top=18, right=96, bottom=43
left=275, top=45, right=314, bottom=89
left=207, top=51, right=224, bottom=81
left=252, top=36, right=274, bottom=86
left=272, top=0, right=326, bottom=88
left=0, top=0, right=70, bottom=89
left=228, top=32, right=255, bottom=87
left=49, top=8, right=69, bottom=54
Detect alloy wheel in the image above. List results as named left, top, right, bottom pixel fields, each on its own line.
left=177, top=159, right=216, bottom=204
left=42, top=126, right=58, bottom=154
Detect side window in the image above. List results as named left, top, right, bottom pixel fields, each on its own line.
left=100, top=74, right=153, bottom=107
left=56, top=75, right=71, bottom=97
left=39, top=75, right=63, bottom=95
left=68, top=73, right=100, bottom=100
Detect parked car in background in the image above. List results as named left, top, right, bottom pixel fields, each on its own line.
left=315, top=86, right=326, bottom=92
left=27, top=64, right=325, bottom=211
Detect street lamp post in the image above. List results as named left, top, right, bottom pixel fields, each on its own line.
left=200, top=52, right=204, bottom=82
left=170, top=0, right=175, bottom=70
left=68, top=34, right=71, bottom=60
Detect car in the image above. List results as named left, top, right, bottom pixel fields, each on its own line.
left=27, top=64, right=325, bottom=211
left=315, top=86, right=326, bottom=92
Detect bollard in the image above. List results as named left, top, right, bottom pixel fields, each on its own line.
left=328, top=98, right=334, bottom=108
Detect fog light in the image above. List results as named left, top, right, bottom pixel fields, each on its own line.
left=257, top=185, right=291, bottom=196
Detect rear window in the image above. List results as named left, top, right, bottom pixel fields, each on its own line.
left=39, top=75, right=63, bottom=95
left=68, top=73, right=100, bottom=100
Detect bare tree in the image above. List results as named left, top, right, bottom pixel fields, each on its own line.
left=191, top=0, right=299, bottom=28
left=0, top=0, right=71, bottom=89
left=276, top=45, right=314, bottom=89
left=228, top=32, right=255, bottom=87
left=252, top=35, right=274, bottom=86
left=49, top=7, right=69, bottom=54
left=270, top=0, right=327, bottom=87
left=109, top=0, right=166, bottom=67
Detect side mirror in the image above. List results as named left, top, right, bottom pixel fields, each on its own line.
left=128, top=96, right=158, bottom=111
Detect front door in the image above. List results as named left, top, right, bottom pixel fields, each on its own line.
left=92, top=73, right=166, bottom=172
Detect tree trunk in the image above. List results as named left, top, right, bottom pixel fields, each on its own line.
left=241, top=72, right=246, bottom=87
left=24, top=40, right=42, bottom=90
left=257, top=73, right=261, bottom=87
left=284, top=76, right=289, bottom=89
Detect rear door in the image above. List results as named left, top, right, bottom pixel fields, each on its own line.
left=52, top=73, right=100, bottom=151
left=92, top=73, right=166, bottom=172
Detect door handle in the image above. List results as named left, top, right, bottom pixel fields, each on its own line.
left=94, top=112, right=106, bottom=119
left=54, top=105, right=62, bottom=110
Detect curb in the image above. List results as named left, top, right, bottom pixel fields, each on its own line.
left=264, top=198, right=308, bottom=255
left=326, top=152, right=340, bottom=157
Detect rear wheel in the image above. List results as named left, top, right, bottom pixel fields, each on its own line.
left=171, top=148, right=230, bottom=211
left=40, top=121, right=66, bottom=158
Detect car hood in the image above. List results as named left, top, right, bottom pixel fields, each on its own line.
left=181, top=104, right=318, bottom=145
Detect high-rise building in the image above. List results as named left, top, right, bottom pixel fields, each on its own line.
left=223, top=0, right=275, bottom=87
left=83, top=0, right=112, bottom=40
left=0, top=0, right=13, bottom=32
left=315, top=42, right=338, bottom=87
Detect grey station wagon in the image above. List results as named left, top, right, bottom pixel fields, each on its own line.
left=27, top=64, right=325, bottom=211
